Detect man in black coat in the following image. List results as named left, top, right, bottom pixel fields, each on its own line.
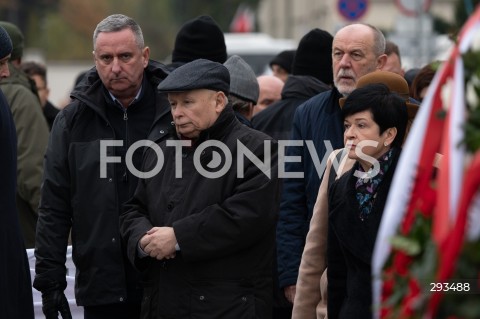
left=0, top=25, right=34, bottom=319
left=120, top=59, right=280, bottom=318
left=34, top=14, right=173, bottom=319
left=252, top=28, right=334, bottom=319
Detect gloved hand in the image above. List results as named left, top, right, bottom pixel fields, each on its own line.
left=41, top=289, right=72, bottom=319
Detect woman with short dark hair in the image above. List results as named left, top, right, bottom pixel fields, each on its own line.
left=327, top=83, right=408, bottom=319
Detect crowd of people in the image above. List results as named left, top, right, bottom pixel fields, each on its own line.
left=0, top=11, right=444, bottom=319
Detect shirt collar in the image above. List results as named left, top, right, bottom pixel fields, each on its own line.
left=108, top=85, right=143, bottom=109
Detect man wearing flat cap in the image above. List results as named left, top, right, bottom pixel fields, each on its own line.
left=120, top=59, right=280, bottom=318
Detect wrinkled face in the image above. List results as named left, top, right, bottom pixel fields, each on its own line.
left=254, top=76, right=284, bottom=115
left=93, top=28, right=149, bottom=103
left=332, top=25, right=385, bottom=96
left=383, top=53, right=404, bottom=76
left=169, top=89, right=226, bottom=139
left=31, top=74, right=49, bottom=107
left=343, top=110, right=395, bottom=168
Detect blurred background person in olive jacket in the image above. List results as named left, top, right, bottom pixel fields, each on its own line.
left=21, top=60, right=60, bottom=130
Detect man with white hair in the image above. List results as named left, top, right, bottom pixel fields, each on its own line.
left=276, top=23, right=387, bottom=307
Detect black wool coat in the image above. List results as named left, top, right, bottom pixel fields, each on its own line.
left=121, top=106, right=281, bottom=319
left=252, top=74, right=331, bottom=141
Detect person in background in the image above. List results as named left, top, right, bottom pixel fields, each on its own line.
left=120, top=59, right=280, bottom=318
left=383, top=40, right=404, bottom=76
left=328, top=83, right=408, bottom=318
left=21, top=61, right=60, bottom=130
left=167, top=15, right=227, bottom=70
left=403, top=67, right=420, bottom=91
left=276, top=23, right=387, bottom=307
left=34, top=14, right=173, bottom=319
left=253, top=28, right=333, bottom=141
left=254, top=27, right=334, bottom=319
left=0, top=24, right=35, bottom=319
left=0, top=21, right=49, bottom=249
left=269, top=49, right=296, bottom=82
left=224, top=54, right=259, bottom=127
left=411, top=61, right=438, bottom=102
left=254, top=74, right=284, bottom=115
left=292, top=70, right=419, bottom=319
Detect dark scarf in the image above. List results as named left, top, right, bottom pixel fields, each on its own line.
left=354, top=148, right=395, bottom=221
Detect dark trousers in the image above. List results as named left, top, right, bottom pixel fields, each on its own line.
left=84, top=302, right=141, bottom=319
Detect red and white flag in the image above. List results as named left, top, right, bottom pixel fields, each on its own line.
left=372, top=5, right=480, bottom=318
left=229, top=4, right=255, bottom=33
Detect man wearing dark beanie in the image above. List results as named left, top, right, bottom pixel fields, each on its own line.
left=269, top=49, right=296, bottom=82
left=292, top=28, right=333, bottom=86
left=0, top=24, right=35, bottom=319
left=252, top=27, right=333, bottom=319
left=168, top=15, right=227, bottom=70
left=253, top=28, right=333, bottom=141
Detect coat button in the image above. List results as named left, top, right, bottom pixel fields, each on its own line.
left=111, top=237, right=116, bottom=243
left=119, top=297, right=124, bottom=302
left=199, top=295, right=205, bottom=301
left=108, top=178, right=113, bottom=182
left=167, top=202, right=173, bottom=210
left=242, top=296, right=247, bottom=302
left=160, top=130, right=165, bottom=134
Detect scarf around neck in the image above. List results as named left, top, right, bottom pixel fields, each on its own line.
left=355, top=148, right=395, bottom=221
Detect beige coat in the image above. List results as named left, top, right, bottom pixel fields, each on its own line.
left=292, top=149, right=354, bottom=319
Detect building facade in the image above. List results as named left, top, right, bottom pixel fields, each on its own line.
left=257, top=0, right=457, bottom=69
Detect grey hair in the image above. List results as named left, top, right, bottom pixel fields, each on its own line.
left=229, top=95, right=250, bottom=113
left=364, top=23, right=386, bottom=57
left=93, top=14, right=144, bottom=50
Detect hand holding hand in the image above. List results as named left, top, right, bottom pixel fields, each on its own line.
left=140, top=226, right=177, bottom=260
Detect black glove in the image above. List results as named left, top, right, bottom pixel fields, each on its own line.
left=41, top=289, right=72, bottom=319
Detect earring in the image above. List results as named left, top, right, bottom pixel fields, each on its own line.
left=384, top=142, right=389, bottom=147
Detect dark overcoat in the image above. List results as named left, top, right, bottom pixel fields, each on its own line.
left=0, top=90, right=34, bottom=319
left=34, top=61, right=173, bottom=306
left=121, top=106, right=280, bottom=319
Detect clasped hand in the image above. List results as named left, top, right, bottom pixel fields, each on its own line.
left=140, top=226, right=177, bottom=260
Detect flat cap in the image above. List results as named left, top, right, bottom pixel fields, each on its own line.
left=224, top=55, right=259, bottom=104
left=158, top=59, right=230, bottom=95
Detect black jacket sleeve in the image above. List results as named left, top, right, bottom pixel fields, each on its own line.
left=33, top=112, right=72, bottom=292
